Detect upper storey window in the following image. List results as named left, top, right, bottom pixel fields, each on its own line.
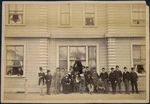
left=6, top=4, right=25, bottom=25
left=59, top=4, right=71, bottom=27
left=84, top=4, right=96, bottom=27
left=131, top=4, right=146, bottom=26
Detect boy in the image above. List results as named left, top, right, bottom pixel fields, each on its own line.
left=45, top=70, right=52, bottom=95
left=99, top=68, right=108, bottom=94
left=97, top=78, right=105, bottom=93
left=109, top=67, right=117, bottom=94
left=123, top=67, right=130, bottom=94
left=38, top=67, right=45, bottom=95
left=130, top=67, right=139, bottom=94
left=114, top=65, right=122, bottom=93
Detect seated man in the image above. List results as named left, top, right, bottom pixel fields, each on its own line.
left=97, top=78, right=105, bottom=93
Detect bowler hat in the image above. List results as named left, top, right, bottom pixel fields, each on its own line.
left=47, top=70, right=50, bottom=73
left=131, top=67, right=134, bottom=70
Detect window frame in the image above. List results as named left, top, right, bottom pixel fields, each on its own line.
left=5, top=44, right=26, bottom=78
left=130, top=4, right=146, bottom=27
left=83, top=4, right=97, bottom=28
left=58, top=3, right=72, bottom=28
left=130, top=43, right=146, bottom=75
left=57, top=44, right=99, bottom=72
left=6, top=4, right=25, bottom=26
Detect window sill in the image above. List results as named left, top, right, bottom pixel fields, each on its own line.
left=58, top=25, right=72, bottom=28
left=130, top=24, right=145, bottom=27
left=5, top=75, right=25, bottom=78
left=137, top=73, right=146, bottom=77
left=6, top=24, right=26, bottom=26
left=83, top=26, right=97, bottom=28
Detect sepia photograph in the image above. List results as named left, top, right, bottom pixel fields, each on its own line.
left=1, top=0, right=149, bottom=103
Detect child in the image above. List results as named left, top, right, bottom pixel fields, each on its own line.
left=38, top=67, right=45, bottom=95
left=86, top=74, right=94, bottom=94
left=130, top=67, right=139, bottom=94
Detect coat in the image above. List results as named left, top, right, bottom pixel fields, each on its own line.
left=123, top=71, right=130, bottom=82
left=114, top=70, right=122, bottom=80
left=130, top=71, right=138, bottom=82
left=109, top=71, right=116, bottom=82
left=45, top=74, right=52, bottom=85
left=99, top=72, right=108, bottom=81
left=38, top=72, right=45, bottom=85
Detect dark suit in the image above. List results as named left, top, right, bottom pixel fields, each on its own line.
left=45, top=74, right=52, bottom=94
left=38, top=72, right=45, bottom=85
left=99, top=72, right=108, bottom=93
left=114, top=70, right=122, bottom=92
left=130, top=71, right=138, bottom=93
left=109, top=71, right=116, bottom=94
left=123, top=71, right=130, bottom=93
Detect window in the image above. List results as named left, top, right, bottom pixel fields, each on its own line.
left=7, top=4, right=25, bottom=25
left=84, top=4, right=96, bottom=27
left=6, top=45, right=25, bottom=77
left=131, top=4, right=146, bottom=26
left=59, top=46, right=97, bottom=72
left=132, top=45, right=146, bottom=74
left=59, top=4, right=71, bottom=27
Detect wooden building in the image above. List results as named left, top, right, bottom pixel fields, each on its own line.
left=2, top=2, right=147, bottom=93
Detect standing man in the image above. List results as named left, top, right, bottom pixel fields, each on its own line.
left=45, top=70, right=52, bottom=95
left=130, top=67, right=139, bottom=94
left=38, top=67, right=45, bottom=95
left=109, top=67, right=117, bottom=94
left=114, top=65, right=122, bottom=93
left=53, top=67, right=61, bottom=94
left=123, top=67, right=130, bottom=94
left=99, top=68, right=109, bottom=94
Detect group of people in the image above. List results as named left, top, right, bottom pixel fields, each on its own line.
left=38, top=65, right=139, bottom=96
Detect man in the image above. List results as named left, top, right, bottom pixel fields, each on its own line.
left=53, top=67, right=61, bottom=94
left=91, top=68, right=99, bottom=92
left=38, top=67, right=45, bottom=95
left=114, top=65, right=122, bottom=93
left=84, top=66, right=91, bottom=92
left=45, top=70, right=52, bottom=95
left=109, top=67, right=117, bottom=94
left=130, top=67, right=139, bottom=94
left=60, top=68, right=66, bottom=93
left=123, top=67, right=130, bottom=94
left=86, top=74, right=94, bottom=94
left=99, top=68, right=109, bottom=94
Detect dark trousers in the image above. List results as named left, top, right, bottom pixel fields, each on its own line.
left=103, top=79, right=108, bottom=93
left=116, top=79, right=121, bottom=92
left=131, top=81, right=138, bottom=93
left=111, top=81, right=116, bottom=94
left=46, top=83, right=51, bottom=94
left=124, top=79, right=129, bottom=93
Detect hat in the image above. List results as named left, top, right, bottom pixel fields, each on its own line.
left=131, top=67, right=134, bottom=70
left=39, top=67, right=43, bottom=71
left=47, top=70, right=50, bottom=73
left=86, top=66, right=89, bottom=68
left=116, top=65, right=119, bottom=68
left=102, top=68, right=105, bottom=70
left=111, top=67, right=114, bottom=70
left=124, top=67, right=127, bottom=69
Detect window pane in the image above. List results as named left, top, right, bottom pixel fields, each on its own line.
left=141, top=45, right=146, bottom=60
left=59, top=60, right=68, bottom=71
left=59, top=46, right=68, bottom=60
left=60, top=4, right=70, bottom=13
left=133, top=45, right=141, bottom=60
left=88, top=46, right=96, bottom=59
left=132, top=12, right=139, bottom=20
left=17, top=4, right=23, bottom=11
left=85, top=14, right=95, bottom=26
left=140, top=12, right=145, bottom=20
left=9, top=14, right=23, bottom=24
left=70, top=47, right=78, bottom=60
left=85, top=4, right=94, bottom=13
left=70, top=60, right=86, bottom=67
left=88, top=60, right=96, bottom=70
left=60, top=13, right=70, bottom=25
left=132, top=4, right=139, bottom=11
left=6, top=45, right=24, bottom=76
left=9, top=4, right=16, bottom=11
left=139, top=4, right=145, bottom=12
left=77, top=47, right=86, bottom=60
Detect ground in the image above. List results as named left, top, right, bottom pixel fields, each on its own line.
left=2, top=91, right=148, bottom=103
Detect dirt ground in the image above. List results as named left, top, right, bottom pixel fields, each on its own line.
left=2, top=91, right=148, bottom=103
